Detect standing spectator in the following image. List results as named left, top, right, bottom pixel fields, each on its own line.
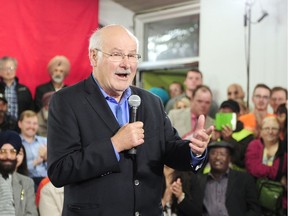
left=0, top=56, right=33, bottom=119
left=165, top=69, right=203, bottom=113
left=0, top=93, right=18, bottom=132
left=34, top=55, right=70, bottom=112
left=18, top=110, right=47, bottom=191
left=165, top=69, right=218, bottom=118
left=227, top=83, right=245, bottom=101
left=239, top=84, right=274, bottom=137
left=0, top=130, right=38, bottom=216
left=270, top=86, right=287, bottom=113
left=168, top=85, right=214, bottom=138
left=168, top=81, right=184, bottom=99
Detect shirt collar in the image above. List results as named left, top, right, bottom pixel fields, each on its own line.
left=208, top=168, right=230, bottom=181
left=91, top=73, right=131, bottom=104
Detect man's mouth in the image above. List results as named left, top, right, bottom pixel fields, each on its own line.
left=115, top=71, right=130, bottom=78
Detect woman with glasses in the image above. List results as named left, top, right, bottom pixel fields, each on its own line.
left=245, top=116, right=287, bottom=215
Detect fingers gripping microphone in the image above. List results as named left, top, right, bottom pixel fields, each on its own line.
left=128, top=95, right=141, bottom=155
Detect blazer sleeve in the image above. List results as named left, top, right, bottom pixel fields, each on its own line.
left=47, top=90, right=120, bottom=187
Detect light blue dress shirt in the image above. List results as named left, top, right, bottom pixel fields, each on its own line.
left=21, top=135, right=48, bottom=178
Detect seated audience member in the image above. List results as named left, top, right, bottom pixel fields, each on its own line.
left=173, top=97, right=190, bottom=110
left=0, top=93, right=18, bottom=132
left=37, top=177, right=64, bottom=216
left=148, top=87, right=170, bottom=106
left=168, top=81, right=184, bottom=99
left=18, top=110, right=47, bottom=191
left=16, top=144, right=29, bottom=176
left=211, top=99, right=254, bottom=170
left=245, top=116, right=287, bottom=214
left=37, top=91, right=54, bottom=137
left=0, top=130, right=38, bottom=216
left=270, top=86, right=287, bottom=114
left=34, top=55, right=70, bottom=112
left=276, top=103, right=287, bottom=142
left=198, top=141, right=261, bottom=216
left=239, top=83, right=274, bottom=138
left=162, top=168, right=202, bottom=216
left=168, top=85, right=214, bottom=138
left=227, top=83, right=245, bottom=101
left=162, top=165, right=174, bottom=213
left=0, top=56, right=34, bottom=119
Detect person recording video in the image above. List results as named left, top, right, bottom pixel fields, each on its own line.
left=47, top=24, right=213, bottom=216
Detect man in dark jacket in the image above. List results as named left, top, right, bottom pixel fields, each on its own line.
left=0, top=56, right=33, bottom=119
left=34, top=55, right=70, bottom=112
left=197, top=141, right=261, bottom=216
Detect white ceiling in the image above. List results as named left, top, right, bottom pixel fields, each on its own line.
left=111, top=0, right=196, bottom=13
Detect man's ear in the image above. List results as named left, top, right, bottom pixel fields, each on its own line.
left=89, top=49, right=98, bottom=67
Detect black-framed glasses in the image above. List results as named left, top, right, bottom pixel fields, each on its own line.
left=0, top=148, right=17, bottom=157
left=95, top=48, right=141, bottom=63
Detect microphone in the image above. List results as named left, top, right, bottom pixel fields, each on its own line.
left=128, top=95, right=141, bottom=155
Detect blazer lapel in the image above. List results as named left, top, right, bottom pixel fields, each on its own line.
left=226, top=170, right=237, bottom=199
left=83, top=75, right=120, bottom=133
left=12, top=173, right=22, bottom=216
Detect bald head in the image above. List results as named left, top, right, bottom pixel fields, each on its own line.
left=89, top=25, right=139, bottom=53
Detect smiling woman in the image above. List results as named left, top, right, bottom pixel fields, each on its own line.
left=245, top=116, right=287, bottom=214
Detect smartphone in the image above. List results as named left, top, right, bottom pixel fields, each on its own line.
left=215, top=112, right=237, bottom=131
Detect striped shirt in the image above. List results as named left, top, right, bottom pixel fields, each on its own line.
left=0, top=175, right=15, bottom=215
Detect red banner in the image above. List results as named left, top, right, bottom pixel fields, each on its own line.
left=0, top=0, right=99, bottom=97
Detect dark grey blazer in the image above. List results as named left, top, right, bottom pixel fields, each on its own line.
left=47, top=74, right=202, bottom=216
left=197, top=170, right=261, bottom=216
left=12, top=172, right=38, bottom=216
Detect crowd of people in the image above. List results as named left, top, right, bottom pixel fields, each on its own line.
left=0, top=24, right=287, bottom=216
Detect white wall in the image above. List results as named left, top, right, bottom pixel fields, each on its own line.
left=99, top=0, right=134, bottom=32
left=199, top=0, right=287, bottom=105
left=99, top=0, right=287, bottom=106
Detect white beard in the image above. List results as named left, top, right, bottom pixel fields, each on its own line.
left=52, top=74, right=64, bottom=84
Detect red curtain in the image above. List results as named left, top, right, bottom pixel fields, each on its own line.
left=0, top=0, right=99, bottom=97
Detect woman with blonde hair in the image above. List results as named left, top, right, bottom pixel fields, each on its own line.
left=245, top=116, right=287, bottom=214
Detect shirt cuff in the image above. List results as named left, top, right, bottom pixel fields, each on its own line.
left=190, top=148, right=207, bottom=169
left=112, top=145, right=120, bottom=161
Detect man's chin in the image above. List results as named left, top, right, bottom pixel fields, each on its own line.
left=0, top=160, right=17, bottom=179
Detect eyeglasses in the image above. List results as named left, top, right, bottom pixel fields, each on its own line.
left=0, top=148, right=17, bottom=157
left=253, top=95, right=270, bottom=100
left=262, top=127, right=279, bottom=132
left=95, top=49, right=141, bottom=63
left=0, top=66, right=16, bottom=72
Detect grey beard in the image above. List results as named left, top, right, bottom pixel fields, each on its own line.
left=52, top=75, right=64, bottom=84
